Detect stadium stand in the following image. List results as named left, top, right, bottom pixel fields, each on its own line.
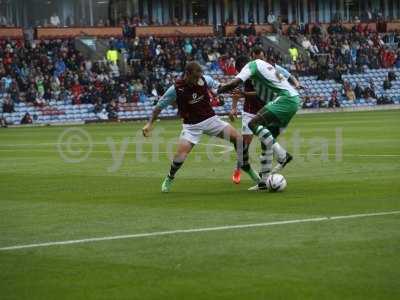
left=1, top=19, right=400, bottom=125
left=1, top=65, right=399, bottom=125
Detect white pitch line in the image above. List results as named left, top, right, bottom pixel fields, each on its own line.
left=0, top=210, right=399, bottom=252
left=358, top=154, right=400, bottom=157
left=295, top=154, right=400, bottom=158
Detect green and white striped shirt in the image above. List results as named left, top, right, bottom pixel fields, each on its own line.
left=235, top=59, right=299, bottom=102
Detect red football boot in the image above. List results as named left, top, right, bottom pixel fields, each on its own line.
left=232, top=168, right=241, bottom=184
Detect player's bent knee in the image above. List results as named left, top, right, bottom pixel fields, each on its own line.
left=175, top=141, right=194, bottom=161
left=220, top=125, right=240, bottom=144
left=243, top=134, right=253, bottom=146
left=267, top=126, right=281, bottom=139
left=248, top=116, right=264, bottom=135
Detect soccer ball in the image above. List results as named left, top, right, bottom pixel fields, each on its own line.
left=266, top=174, right=287, bottom=192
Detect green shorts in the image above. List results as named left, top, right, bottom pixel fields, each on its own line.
left=260, top=94, right=300, bottom=128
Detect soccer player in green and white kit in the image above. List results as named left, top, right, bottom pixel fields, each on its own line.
left=230, top=47, right=301, bottom=185
left=218, top=54, right=301, bottom=190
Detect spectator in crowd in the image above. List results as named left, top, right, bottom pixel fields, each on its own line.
left=395, top=55, right=400, bottom=68
left=93, top=98, right=103, bottom=113
left=108, top=61, right=120, bottom=78
left=9, top=82, right=20, bottom=103
left=54, top=58, right=66, bottom=77
left=50, top=75, right=61, bottom=99
left=331, top=63, right=347, bottom=83
left=58, top=87, right=72, bottom=102
left=273, top=15, right=283, bottom=34
left=207, top=49, right=220, bottom=71
left=354, top=83, right=363, bottom=99
left=364, top=80, right=377, bottom=100
left=248, top=23, right=256, bottom=36
left=150, top=83, right=160, bottom=100
left=106, top=46, right=119, bottom=65
left=35, top=76, right=45, bottom=98
left=25, top=84, right=36, bottom=104
left=317, top=62, right=329, bottom=80
left=2, top=95, right=14, bottom=113
left=234, top=24, right=256, bottom=36
left=377, top=95, right=394, bottom=105
left=65, top=15, right=74, bottom=26
left=388, top=70, right=396, bottom=81
left=34, top=94, right=47, bottom=107
left=97, top=19, right=105, bottom=26
left=220, top=57, right=237, bottom=75
left=0, top=14, right=7, bottom=26
left=50, top=12, right=61, bottom=27
left=20, top=112, right=33, bottom=125
left=287, top=23, right=300, bottom=42
left=1, top=75, right=13, bottom=91
left=302, top=96, right=314, bottom=108
left=118, top=90, right=128, bottom=104
left=301, top=36, right=314, bottom=53
left=289, top=44, right=299, bottom=63
left=381, top=47, right=396, bottom=68
left=71, top=80, right=83, bottom=104
left=0, top=115, right=7, bottom=128
left=361, top=8, right=374, bottom=23
left=383, top=76, right=392, bottom=90
left=106, top=100, right=118, bottom=120
left=183, top=39, right=193, bottom=55
left=344, top=81, right=356, bottom=101
left=267, top=11, right=276, bottom=24
left=329, top=89, right=341, bottom=107
left=0, top=78, right=5, bottom=94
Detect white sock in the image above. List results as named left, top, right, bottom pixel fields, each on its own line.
left=272, top=142, right=287, bottom=162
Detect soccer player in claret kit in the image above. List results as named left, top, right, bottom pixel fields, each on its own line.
left=229, top=59, right=265, bottom=184
left=218, top=53, right=301, bottom=190
left=142, top=61, right=260, bottom=192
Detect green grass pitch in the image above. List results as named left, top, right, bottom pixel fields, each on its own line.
left=0, top=110, right=399, bottom=299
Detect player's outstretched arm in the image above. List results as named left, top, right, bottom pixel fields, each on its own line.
left=243, top=91, right=257, bottom=97
left=142, top=106, right=162, bottom=137
left=217, top=78, right=243, bottom=94
left=288, top=75, right=302, bottom=89
left=275, top=64, right=305, bottom=90
left=142, top=85, right=176, bottom=137
left=218, top=60, right=252, bottom=94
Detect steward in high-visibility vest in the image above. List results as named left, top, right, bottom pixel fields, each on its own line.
left=288, top=45, right=298, bottom=62
left=106, top=47, right=118, bottom=64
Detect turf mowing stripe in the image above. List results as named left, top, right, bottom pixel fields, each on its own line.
left=2, top=149, right=400, bottom=157
left=0, top=210, right=399, bottom=251
left=0, top=142, right=233, bottom=149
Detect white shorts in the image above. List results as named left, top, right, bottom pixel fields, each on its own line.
left=180, top=115, right=229, bottom=145
left=241, top=111, right=256, bottom=135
